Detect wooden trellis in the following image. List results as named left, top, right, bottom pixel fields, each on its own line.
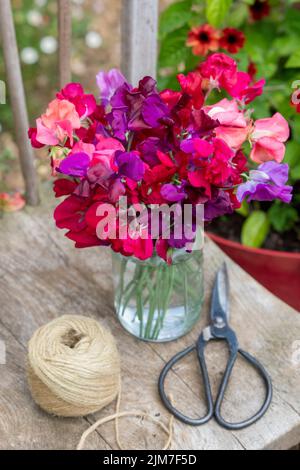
left=0, top=0, right=158, bottom=205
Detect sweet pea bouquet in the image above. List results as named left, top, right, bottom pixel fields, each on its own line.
left=29, top=52, right=292, bottom=264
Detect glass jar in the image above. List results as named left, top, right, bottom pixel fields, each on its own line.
left=111, top=249, right=204, bottom=342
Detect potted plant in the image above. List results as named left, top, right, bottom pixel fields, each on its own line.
left=158, top=0, right=300, bottom=311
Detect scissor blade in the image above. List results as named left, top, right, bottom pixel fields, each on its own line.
left=210, top=262, right=230, bottom=324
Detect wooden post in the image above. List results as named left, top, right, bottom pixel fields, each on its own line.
left=58, top=0, right=72, bottom=88
left=121, top=0, right=158, bottom=85
left=0, top=0, right=39, bottom=206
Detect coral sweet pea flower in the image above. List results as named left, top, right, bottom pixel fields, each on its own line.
left=36, top=98, right=81, bottom=146
left=0, top=192, right=25, bottom=212
left=250, top=113, right=289, bottom=163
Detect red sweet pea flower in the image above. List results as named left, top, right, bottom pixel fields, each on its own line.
left=53, top=178, right=78, bottom=197
left=249, top=0, right=270, bottom=21
left=177, top=72, right=204, bottom=109
left=247, top=61, right=258, bottom=80
left=187, top=24, right=219, bottom=56
left=219, top=28, right=245, bottom=54
left=199, top=53, right=238, bottom=92
left=28, top=127, right=45, bottom=148
left=54, top=193, right=108, bottom=248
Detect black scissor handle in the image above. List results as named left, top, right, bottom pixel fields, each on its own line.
left=158, top=344, right=214, bottom=426
left=214, top=348, right=273, bottom=430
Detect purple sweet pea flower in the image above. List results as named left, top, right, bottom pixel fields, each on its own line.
left=59, top=152, right=90, bottom=177
left=236, top=162, right=292, bottom=204
left=204, top=190, right=233, bottom=221
left=136, top=137, right=161, bottom=166
left=115, top=151, right=145, bottom=181
left=161, top=183, right=186, bottom=202
left=96, top=69, right=127, bottom=106
left=108, top=76, right=170, bottom=140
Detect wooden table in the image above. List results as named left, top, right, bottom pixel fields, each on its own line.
left=0, top=185, right=299, bottom=450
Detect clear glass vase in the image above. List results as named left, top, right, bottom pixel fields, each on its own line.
left=111, top=249, right=204, bottom=342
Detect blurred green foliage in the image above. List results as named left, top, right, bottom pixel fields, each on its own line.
left=158, top=0, right=300, bottom=249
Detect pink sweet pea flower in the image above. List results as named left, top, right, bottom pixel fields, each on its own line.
left=203, top=99, right=250, bottom=148
left=250, top=112, right=290, bottom=163
left=215, top=126, right=250, bottom=148
left=36, top=99, right=81, bottom=146
left=203, top=98, right=247, bottom=127
left=71, top=141, right=95, bottom=159
left=91, top=135, right=125, bottom=168
left=0, top=192, right=25, bottom=212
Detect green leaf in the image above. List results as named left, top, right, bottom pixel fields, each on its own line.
left=268, top=203, right=298, bottom=233
left=241, top=211, right=270, bottom=248
left=285, top=50, right=300, bottom=68
left=205, top=0, right=232, bottom=27
left=159, top=0, right=193, bottom=39
left=284, top=141, right=300, bottom=169
left=227, top=3, right=248, bottom=28
left=236, top=199, right=249, bottom=217
left=291, top=163, right=300, bottom=181
left=158, top=26, right=189, bottom=68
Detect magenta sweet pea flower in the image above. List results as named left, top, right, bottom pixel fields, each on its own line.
left=57, top=83, right=97, bottom=118
left=161, top=183, right=186, bottom=202
left=227, top=71, right=265, bottom=104
left=236, top=161, right=292, bottom=203
left=96, top=69, right=127, bottom=106
left=59, top=152, right=90, bottom=177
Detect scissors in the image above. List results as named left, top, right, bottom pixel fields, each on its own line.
left=158, top=263, right=273, bottom=430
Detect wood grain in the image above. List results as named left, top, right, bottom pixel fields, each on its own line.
left=0, top=184, right=299, bottom=450
left=58, top=0, right=72, bottom=88
left=121, top=0, right=158, bottom=85
left=0, top=0, right=39, bottom=206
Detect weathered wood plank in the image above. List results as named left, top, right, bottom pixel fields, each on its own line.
left=121, top=0, right=158, bottom=84
left=58, top=0, right=72, bottom=88
left=0, top=184, right=299, bottom=449
left=0, top=0, right=39, bottom=206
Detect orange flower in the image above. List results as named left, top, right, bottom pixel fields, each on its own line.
left=0, top=192, right=25, bottom=212
left=187, top=24, right=219, bottom=56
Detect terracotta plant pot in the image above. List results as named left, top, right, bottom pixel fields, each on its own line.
left=207, top=232, right=300, bottom=312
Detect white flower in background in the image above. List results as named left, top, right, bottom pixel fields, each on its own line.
left=72, top=0, right=85, bottom=5
left=27, top=9, right=43, bottom=27
left=85, top=31, right=103, bottom=49
left=35, top=0, right=47, bottom=6
left=40, top=36, right=58, bottom=54
left=21, top=47, right=39, bottom=65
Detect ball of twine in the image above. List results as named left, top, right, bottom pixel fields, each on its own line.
left=27, top=315, right=120, bottom=417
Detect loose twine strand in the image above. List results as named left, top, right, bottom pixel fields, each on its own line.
left=27, top=315, right=173, bottom=451
left=77, top=377, right=174, bottom=450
